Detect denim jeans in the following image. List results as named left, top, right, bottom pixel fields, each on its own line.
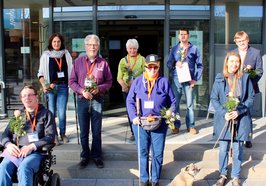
left=47, top=84, right=68, bottom=136
left=0, top=152, right=43, bottom=186
left=172, top=78, right=195, bottom=129
left=123, top=92, right=134, bottom=136
left=132, top=123, right=168, bottom=183
left=77, top=97, right=103, bottom=160
left=219, top=140, right=243, bottom=178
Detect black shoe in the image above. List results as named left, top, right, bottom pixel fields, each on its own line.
left=245, top=141, right=252, bottom=148
left=129, top=135, right=135, bottom=141
left=78, top=159, right=89, bottom=169
left=151, top=182, right=159, bottom=186
left=140, top=181, right=149, bottom=186
left=93, top=159, right=104, bottom=168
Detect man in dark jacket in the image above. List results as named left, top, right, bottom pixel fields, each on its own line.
left=232, top=31, right=263, bottom=148
left=0, top=85, right=56, bottom=186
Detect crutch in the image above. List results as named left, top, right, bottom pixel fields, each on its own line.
left=73, top=92, right=80, bottom=144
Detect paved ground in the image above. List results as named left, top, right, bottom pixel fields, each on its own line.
left=1, top=107, right=266, bottom=186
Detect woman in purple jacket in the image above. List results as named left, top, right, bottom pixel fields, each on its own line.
left=127, top=54, right=176, bottom=186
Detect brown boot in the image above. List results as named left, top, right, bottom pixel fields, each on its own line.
left=188, top=128, right=197, bottom=135
left=171, top=128, right=179, bottom=134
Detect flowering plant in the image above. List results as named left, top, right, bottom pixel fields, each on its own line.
left=9, top=110, right=26, bottom=146
left=45, top=82, right=57, bottom=94
left=160, top=107, right=180, bottom=129
left=177, top=48, right=185, bottom=63
left=146, top=114, right=155, bottom=122
left=223, top=93, right=240, bottom=113
left=243, top=65, right=259, bottom=79
left=85, top=76, right=97, bottom=92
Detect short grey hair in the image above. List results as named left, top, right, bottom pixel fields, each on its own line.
left=84, top=34, right=100, bottom=46
left=126, top=39, right=139, bottom=49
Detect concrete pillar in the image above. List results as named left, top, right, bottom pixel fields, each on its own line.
left=225, top=2, right=239, bottom=44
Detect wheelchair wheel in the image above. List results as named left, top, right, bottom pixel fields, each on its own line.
left=50, top=173, right=60, bottom=186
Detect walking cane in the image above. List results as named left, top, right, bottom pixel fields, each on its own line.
left=73, top=92, right=80, bottom=144
left=136, top=97, right=141, bottom=186
left=229, top=119, right=234, bottom=158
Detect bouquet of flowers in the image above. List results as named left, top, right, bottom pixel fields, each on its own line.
left=243, top=65, right=259, bottom=79
left=9, top=110, right=26, bottom=146
left=177, top=48, right=185, bottom=62
left=223, top=92, right=240, bottom=112
left=160, top=107, right=180, bottom=129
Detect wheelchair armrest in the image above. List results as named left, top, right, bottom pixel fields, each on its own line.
left=41, top=144, right=55, bottom=152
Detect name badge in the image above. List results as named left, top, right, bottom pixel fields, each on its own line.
left=27, top=132, right=39, bottom=142
left=84, top=79, right=93, bottom=87
left=57, top=72, right=65, bottom=78
left=144, top=101, right=154, bottom=109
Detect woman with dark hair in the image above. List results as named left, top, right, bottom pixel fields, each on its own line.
left=38, top=33, right=72, bottom=145
left=211, top=52, right=254, bottom=186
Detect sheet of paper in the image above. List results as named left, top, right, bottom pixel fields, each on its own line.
left=176, top=62, right=192, bottom=83
left=0, top=148, right=24, bottom=167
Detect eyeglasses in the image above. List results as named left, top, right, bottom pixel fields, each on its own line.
left=85, top=44, right=98, bottom=48
left=145, top=66, right=159, bottom=70
left=21, top=94, right=36, bottom=98
left=236, top=39, right=247, bottom=44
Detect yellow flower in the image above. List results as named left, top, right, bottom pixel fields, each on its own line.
left=146, top=114, right=155, bottom=122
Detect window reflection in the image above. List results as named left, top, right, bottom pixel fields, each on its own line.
left=214, top=1, right=263, bottom=44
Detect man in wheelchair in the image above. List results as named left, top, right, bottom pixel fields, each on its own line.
left=0, top=85, right=58, bottom=186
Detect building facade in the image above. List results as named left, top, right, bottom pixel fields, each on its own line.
left=0, top=0, right=265, bottom=117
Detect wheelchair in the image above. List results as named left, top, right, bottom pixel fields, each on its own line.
left=0, top=143, right=60, bottom=186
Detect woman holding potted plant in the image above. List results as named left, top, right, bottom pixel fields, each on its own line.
left=210, top=52, right=254, bottom=186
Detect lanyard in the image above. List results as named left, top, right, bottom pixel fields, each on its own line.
left=86, top=59, right=96, bottom=78
left=55, top=58, right=62, bottom=71
left=228, top=75, right=237, bottom=97
left=144, top=71, right=159, bottom=100
left=25, top=104, right=39, bottom=132
left=127, top=55, right=137, bottom=73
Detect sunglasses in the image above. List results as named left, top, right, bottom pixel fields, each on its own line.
left=145, top=65, right=159, bottom=70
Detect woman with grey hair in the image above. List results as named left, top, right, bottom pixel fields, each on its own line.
left=117, top=38, right=145, bottom=141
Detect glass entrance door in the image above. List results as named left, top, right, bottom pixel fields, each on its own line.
left=98, top=20, right=164, bottom=109
left=169, top=20, right=210, bottom=116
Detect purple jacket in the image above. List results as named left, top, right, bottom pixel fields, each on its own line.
left=69, top=55, right=113, bottom=97
left=126, top=74, right=176, bottom=122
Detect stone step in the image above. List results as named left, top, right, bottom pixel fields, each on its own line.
left=52, top=159, right=266, bottom=180
left=60, top=178, right=266, bottom=186
left=53, top=143, right=266, bottom=162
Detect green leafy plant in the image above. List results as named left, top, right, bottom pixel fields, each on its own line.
left=177, top=48, right=185, bottom=62
left=9, top=110, right=26, bottom=146
left=160, top=107, right=180, bottom=129
left=223, top=97, right=240, bottom=113
left=85, top=79, right=97, bottom=92
left=243, top=65, right=259, bottom=79
left=45, top=82, right=57, bottom=94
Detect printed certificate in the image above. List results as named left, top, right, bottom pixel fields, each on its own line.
left=176, top=62, right=192, bottom=83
